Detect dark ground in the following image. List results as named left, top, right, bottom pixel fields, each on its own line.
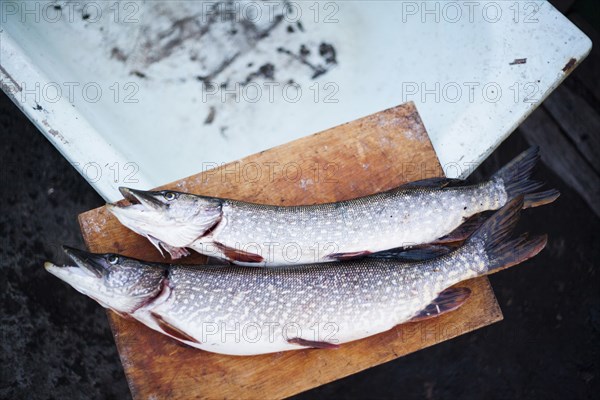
left=1, top=91, right=599, bottom=399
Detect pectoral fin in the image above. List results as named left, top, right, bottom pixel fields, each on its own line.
left=214, top=242, right=264, bottom=263
left=147, top=235, right=190, bottom=259
left=161, top=243, right=191, bottom=259
left=409, top=287, right=471, bottom=322
left=151, top=312, right=200, bottom=344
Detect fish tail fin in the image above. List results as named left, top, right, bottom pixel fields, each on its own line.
left=523, top=189, right=561, bottom=209
left=492, top=146, right=560, bottom=208
left=468, top=196, right=547, bottom=275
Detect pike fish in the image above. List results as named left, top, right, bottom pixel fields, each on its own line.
left=47, top=198, right=546, bottom=355
left=107, top=146, right=557, bottom=266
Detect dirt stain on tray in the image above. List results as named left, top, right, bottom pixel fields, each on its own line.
left=205, top=106, right=216, bottom=125
left=562, top=58, right=577, bottom=74
left=42, top=119, right=69, bottom=144
left=99, top=1, right=338, bottom=85
left=509, top=58, right=527, bottom=65
left=277, top=41, right=338, bottom=79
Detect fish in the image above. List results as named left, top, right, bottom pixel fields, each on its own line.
left=107, top=146, right=558, bottom=266
left=46, top=197, right=547, bottom=355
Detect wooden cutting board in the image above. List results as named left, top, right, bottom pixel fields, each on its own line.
left=78, top=102, right=502, bottom=399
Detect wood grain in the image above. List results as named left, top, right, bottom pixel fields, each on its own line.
left=78, top=102, right=503, bottom=399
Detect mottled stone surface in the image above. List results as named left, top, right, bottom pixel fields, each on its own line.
left=1, top=88, right=598, bottom=399
left=0, top=93, right=128, bottom=399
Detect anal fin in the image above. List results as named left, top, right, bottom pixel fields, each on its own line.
left=409, top=287, right=471, bottom=322
left=151, top=312, right=200, bottom=344
left=288, top=337, right=340, bottom=349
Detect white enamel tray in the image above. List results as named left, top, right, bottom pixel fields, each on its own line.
left=0, top=0, right=591, bottom=201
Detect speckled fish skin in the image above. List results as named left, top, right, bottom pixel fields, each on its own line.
left=191, top=181, right=505, bottom=266
left=150, top=254, right=483, bottom=355
left=46, top=199, right=548, bottom=355
left=108, top=146, right=557, bottom=266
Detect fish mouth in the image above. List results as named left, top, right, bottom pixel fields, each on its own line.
left=106, top=188, right=170, bottom=239
left=59, top=246, right=107, bottom=278
left=114, top=187, right=165, bottom=210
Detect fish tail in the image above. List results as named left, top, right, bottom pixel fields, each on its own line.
left=468, top=196, right=547, bottom=275
left=492, top=146, right=560, bottom=208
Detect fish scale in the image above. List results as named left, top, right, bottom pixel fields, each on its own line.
left=109, top=147, right=558, bottom=266
left=47, top=158, right=555, bottom=356
left=45, top=198, right=548, bottom=355
left=132, top=240, right=487, bottom=355
left=194, top=181, right=505, bottom=265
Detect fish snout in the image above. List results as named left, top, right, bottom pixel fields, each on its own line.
left=62, top=245, right=108, bottom=278
left=118, top=187, right=165, bottom=209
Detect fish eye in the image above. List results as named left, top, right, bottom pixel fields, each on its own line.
left=164, top=192, right=177, bottom=201
left=107, top=255, right=119, bottom=265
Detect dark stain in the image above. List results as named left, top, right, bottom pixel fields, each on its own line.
left=243, top=63, right=275, bottom=85
left=319, top=42, right=337, bottom=65
left=82, top=13, right=90, bottom=20
left=100, top=2, right=341, bottom=88
left=509, top=58, right=527, bottom=65
left=196, top=77, right=215, bottom=91
left=277, top=47, right=327, bottom=79
left=196, top=53, right=240, bottom=87
left=34, top=104, right=43, bottom=111
left=258, top=63, right=275, bottom=79
left=138, top=1, right=286, bottom=85
left=220, top=126, right=229, bottom=139
left=130, top=70, right=147, bottom=79
left=562, top=58, right=577, bottom=73
left=110, top=47, right=128, bottom=62
left=48, top=129, right=68, bottom=144
left=204, top=106, right=216, bottom=125
left=53, top=4, right=62, bottom=10
left=277, top=44, right=334, bottom=79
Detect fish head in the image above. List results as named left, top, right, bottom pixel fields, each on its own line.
left=107, top=187, right=223, bottom=248
left=45, top=246, right=167, bottom=314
